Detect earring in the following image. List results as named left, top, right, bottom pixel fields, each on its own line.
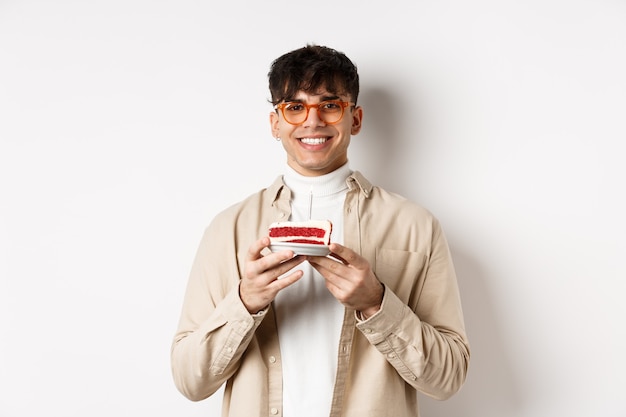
left=275, top=136, right=281, bottom=141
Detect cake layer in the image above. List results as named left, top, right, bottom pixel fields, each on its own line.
left=268, top=220, right=332, bottom=245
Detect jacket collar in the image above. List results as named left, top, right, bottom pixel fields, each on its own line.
left=346, top=170, right=373, bottom=198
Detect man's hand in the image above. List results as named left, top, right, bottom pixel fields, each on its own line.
left=308, top=243, right=384, bottom=318
left=240, top=237, right=308, bottom=314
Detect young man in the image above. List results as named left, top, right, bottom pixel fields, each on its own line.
left=171, top=45, right=470, bottom=417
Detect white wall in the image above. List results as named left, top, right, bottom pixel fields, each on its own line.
left=1, top=1, right=625, bottom=416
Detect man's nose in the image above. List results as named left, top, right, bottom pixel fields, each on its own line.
left=302, top=105, right=326, bottom=127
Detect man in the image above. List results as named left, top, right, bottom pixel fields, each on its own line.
left=171, top=44, right=470, bottom=417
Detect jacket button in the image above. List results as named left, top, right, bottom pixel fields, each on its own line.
left=269, top=356, right=276, bottom=363
left=270, top=407, right=279, bottom=415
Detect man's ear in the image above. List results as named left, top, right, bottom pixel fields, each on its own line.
left=351, top=106, right=363, bottom=135
left=270, top=111, right=280, bottom=138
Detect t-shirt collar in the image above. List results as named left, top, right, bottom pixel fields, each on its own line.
left=283, top=163, right=352, bottom=197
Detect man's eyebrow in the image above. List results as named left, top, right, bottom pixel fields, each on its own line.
left=285, top=95, right=341, bottom=103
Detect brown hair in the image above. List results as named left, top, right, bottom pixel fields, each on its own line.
left=268, top=44, right=360, bottom=106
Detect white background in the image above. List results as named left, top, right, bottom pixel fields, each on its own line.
left=1, top=1, right=625, bottom=416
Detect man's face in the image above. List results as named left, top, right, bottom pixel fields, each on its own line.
left=270, top=89, right=363, bottom=177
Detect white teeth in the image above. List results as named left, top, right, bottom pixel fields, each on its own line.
left=300, top=137, right=327, bottom=145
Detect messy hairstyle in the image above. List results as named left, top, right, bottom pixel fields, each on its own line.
left=268, top=44, right=360, bottom=106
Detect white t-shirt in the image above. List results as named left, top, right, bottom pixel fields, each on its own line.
left=273, top=163, right=351, bottom=417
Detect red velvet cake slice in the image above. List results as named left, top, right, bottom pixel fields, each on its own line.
left=268, top=220, right=332, bottom=245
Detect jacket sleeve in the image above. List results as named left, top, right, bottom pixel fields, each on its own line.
left=170, top=224, right=265, bottom=401
left=356, top=219, right=470, bottom=400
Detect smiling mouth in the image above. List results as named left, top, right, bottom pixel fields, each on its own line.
left=300, top=137, right=328, bottom=145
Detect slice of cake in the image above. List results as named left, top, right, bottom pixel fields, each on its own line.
left=268, top=220, right=332, bottom=245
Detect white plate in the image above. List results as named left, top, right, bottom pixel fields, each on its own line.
left=269, top=242, right=330, bottom=256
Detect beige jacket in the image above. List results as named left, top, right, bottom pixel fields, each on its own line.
left=171, top=171, right=470, bottom=417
